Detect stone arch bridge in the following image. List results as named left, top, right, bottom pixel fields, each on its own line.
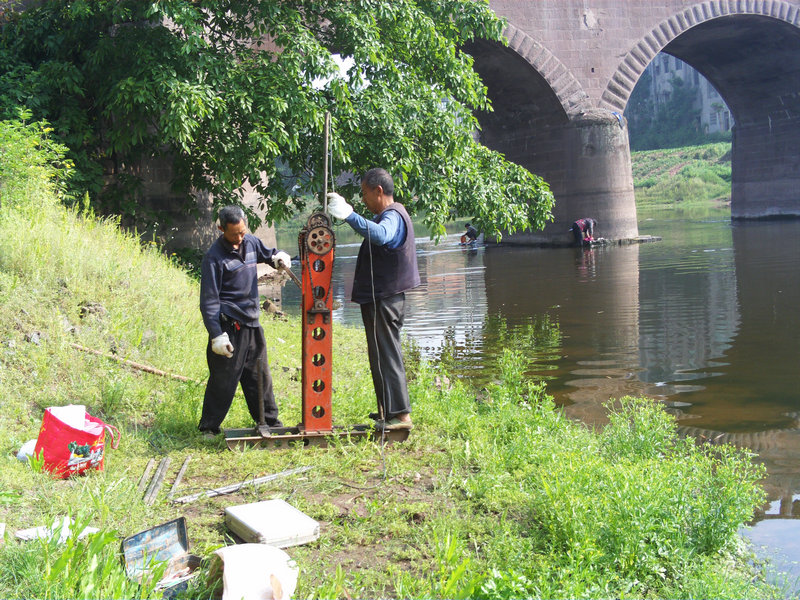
left=470, top=0, right=800, bottom=244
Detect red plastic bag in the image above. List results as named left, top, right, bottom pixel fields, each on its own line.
left=34, top=405, right=120, bottom=478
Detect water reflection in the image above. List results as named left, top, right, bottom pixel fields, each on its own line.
left=281, top=214, right=800, bottom=441
left=481, top=243, right=643, bottom=423
left=329, top=239, right=491, bottom=358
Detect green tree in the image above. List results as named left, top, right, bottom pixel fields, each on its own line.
left=0, top=0, right=553, bottom=239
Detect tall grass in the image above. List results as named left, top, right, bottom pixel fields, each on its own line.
left=415, top=354, right=770, bottom=598
left=0, top=115, right=781, bottom=599
left=0, top=512, right=165, bottom=599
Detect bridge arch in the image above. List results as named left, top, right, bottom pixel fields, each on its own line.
left=463, top=25, right=582, bottom=154
left=465, top=24, right=639, bottom=244
left=601, top=0, right=800, bottom=112
left=500, top=23, right=591, bottom=118
left=601, top=1, right=800, bottom=219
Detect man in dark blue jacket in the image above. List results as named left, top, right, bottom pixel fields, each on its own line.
left=198, top=206, right=292, bottom=437
left=327, top=169, right=420, bottom=430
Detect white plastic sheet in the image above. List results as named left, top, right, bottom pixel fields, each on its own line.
left=48, top=404, right=86, bottom=430
left=15, top=517, right=98, bottom=544
left=16, top=439, right=37, bottom=462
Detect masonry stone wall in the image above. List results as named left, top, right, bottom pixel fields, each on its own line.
left=732, top=121, right=800, bottom=218
left=133, top=156, right=277, bottom=253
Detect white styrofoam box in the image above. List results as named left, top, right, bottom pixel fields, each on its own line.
left=213, top=543, right=298, bottom=600
left=225, top=499, right=320, bottom=548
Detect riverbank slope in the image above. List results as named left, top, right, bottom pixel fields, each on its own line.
left=633, top=142, right=731, bottom=208
left=0, top=119, right=777, bottom=599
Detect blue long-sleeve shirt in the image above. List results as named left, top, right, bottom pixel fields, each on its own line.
left=200, top=233, right=278, bottom=338
left=344, top=208, right=406, bottom=249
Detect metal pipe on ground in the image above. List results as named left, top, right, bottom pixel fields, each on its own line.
left=172, top=466, right=312, bottom=504
left=168, top=456, right=191, bottom=500
left=137, top=458, right=156, bottom=494
left=143, top=457, right=171, bottom=505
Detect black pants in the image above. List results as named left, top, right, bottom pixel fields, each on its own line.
left=571, top=223, right=585, bottom=246
left=199, top=322, right=280, bottom=431
left=360, top=293, right=411, bottom=420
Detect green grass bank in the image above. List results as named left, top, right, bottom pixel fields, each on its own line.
left=633, top=142, right=731, bottom=208
left=0, top=118, right=781, bottom=598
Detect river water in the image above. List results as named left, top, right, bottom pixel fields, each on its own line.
left=278, top=207, right=800, bottom=587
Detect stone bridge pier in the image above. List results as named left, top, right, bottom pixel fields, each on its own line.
left=733, top=119, right=800, bottom=218
left=468, top=0, right=800, bottom=244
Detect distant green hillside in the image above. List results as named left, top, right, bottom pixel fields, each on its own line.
left=632, top=142, right=731, bottom=207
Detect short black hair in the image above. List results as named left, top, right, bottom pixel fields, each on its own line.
left=362, top=168, right=394, bottom=197
left=219, top=206, right=246, bottom=229
left=465, top=223, right=471, bottom=228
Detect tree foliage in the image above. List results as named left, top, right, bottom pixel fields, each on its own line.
left=0, top=109, right=73, bottom=203
left=0, top=0, right=553, bottom=239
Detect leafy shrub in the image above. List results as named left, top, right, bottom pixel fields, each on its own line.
left=638, top=176, right=658, bottom=188
left=601, top=396, right=676, bottom=460
left=450, top=369, right=767, bottom=598
left=0, top=110, right=72, bottom=204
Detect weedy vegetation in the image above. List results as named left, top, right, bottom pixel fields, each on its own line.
left=0, top=116, right=782, bottom=598
left=632, top=142, right=731, bottom=207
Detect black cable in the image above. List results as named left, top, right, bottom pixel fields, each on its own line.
left=327, top=145, right=388, bottom=485
left=366, top=223, right=390, bottom=483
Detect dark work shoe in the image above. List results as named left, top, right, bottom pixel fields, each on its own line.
left=375, top=417, right=413, bottom=431
left=266, top=419, right=284, bottom=428
left=368, top=412, right=381, bottom=421
left=200, top=427, right=221, bottom=440
left=384, top=417, right=413, bottom=430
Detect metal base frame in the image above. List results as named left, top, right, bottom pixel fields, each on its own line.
left=224, top=425, right=410, bottom=450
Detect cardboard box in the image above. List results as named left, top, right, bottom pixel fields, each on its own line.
left=121, top=517, right=201, bottom=591
left=225, top=499, right=320, bottom=547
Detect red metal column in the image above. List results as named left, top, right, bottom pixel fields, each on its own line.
left=299, top=213, right=335, bottom=432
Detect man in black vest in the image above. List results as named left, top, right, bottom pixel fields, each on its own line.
left=327, top=169, right=421, bottom=430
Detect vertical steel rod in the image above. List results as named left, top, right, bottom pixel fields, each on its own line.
left=322, top=111, right=330, bottom=212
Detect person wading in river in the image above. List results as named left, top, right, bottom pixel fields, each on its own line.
left=461, top=223, right=479, bottom=244
left=570, top=217, right=597, bottom=246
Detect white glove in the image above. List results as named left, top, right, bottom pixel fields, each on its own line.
left=211, top=332, right=234, bottom=358
left=273, top=251, right=291, bottom=269
left=327, top=192, right=353, bottom=219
